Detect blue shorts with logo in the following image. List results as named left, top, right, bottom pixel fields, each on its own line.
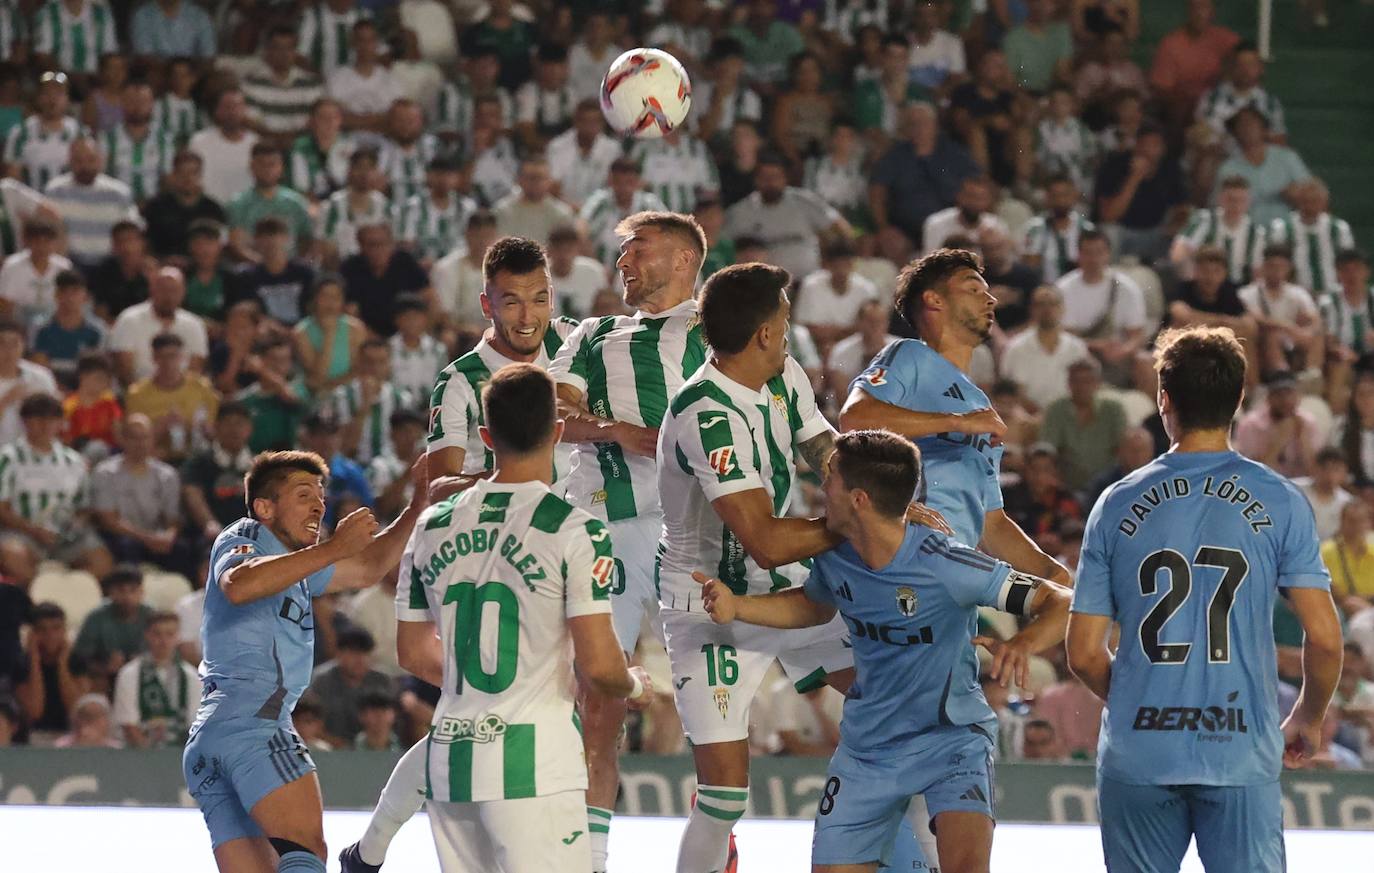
left=1097, top=775, right=1284, bottom=873
left=183, top=716, right=316, bottom=848
left=811, top=722, right=997, bottom=867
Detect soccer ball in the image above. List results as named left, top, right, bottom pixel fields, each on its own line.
left=600, top=48, right=692, bottom=139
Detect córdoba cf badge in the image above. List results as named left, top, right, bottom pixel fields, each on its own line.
left=714, top=687, right=730, bottom=718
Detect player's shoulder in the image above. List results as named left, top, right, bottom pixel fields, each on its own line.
left=669, top=367, right=745, bottom=419
left=546, top=315, right=581, bottom=346
left=212, top=518, right=268, bottom=553
left=527, top=488, right=598, bottom=539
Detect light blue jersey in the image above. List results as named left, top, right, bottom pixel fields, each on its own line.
left=193, top=518, right=336, bottom=728
left=851, top=339, right=1003, bottom=545
left=1073, top=450, right=1330, bottom=787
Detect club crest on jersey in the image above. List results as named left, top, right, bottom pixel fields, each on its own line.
left=714, top=687, right=730, bottom=719
left=896, top=586, right=918, bottom=617
left=865, top=367, right=888, bottom=386
left=771, top=393, right=788, bottom=417
left=708, top=447, right=737, bottom=477
left=229, top=544, right=254, bottom=556
left=591, top=556, right=616, bottom=590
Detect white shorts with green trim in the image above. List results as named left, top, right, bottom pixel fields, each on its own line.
left=661, top=606, right=853, bottom=746
left=607, top=511, right=663, bottom=652
left=427, top=788, right=591, bottom=873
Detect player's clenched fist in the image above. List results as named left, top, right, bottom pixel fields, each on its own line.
left=692, top=570, right=736, bottom=624
left=329, top=508, right=379, bottom=558
left=626, top=665, right=655, bottom=710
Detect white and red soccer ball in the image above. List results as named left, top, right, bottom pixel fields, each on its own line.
left=600, top=48, right=692, bottom=139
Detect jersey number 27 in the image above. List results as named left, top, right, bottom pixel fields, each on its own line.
left=1137, top=547, right=1249, bottom=666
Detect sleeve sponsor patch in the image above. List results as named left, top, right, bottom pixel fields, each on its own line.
left=864, top=367, right=888, bottom=386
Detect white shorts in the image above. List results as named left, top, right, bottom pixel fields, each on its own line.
left=608, top=511, right=663, bottom=652
left=427, top=789, right=591, bottom=873
left=661, top=606, right=853, bottom=746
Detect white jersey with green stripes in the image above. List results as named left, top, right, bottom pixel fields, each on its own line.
left=32, top=0, right=116, bottom=76
left=1270, top=211, right=1356, bottom=296
left=656, top=356, right=832, bottom=603
left=395, top=479, right=615, bottom=803
left=428, top=317, right=579, bottom=478
left=548, top=298, right=707, bottom=523
left=627, top=136, right=719, bottom=214
left=317, top=189, right=391, bottom=260
left=1177, top=207, right=1265, bottom=285
left=331, top=378, right=416, bottom=465
left=102, top=124, right=177, bottom=203
left=3, top=116, right=83, bottom=191
left=0, top=436, right=90, bottom=529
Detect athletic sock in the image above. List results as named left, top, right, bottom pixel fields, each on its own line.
left=588, top=805, right=614, bottom=872
left=276, top=851, right=326, bottom=873
left=357, top=738, right=429, bottom=865
left=676, top=785, right=748, bottom=873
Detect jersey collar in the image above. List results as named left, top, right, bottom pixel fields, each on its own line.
left=702, top=360, right=770, bottom=408
left=635, top=297, right=697, bottom=320
left=474, top=336, right=547, bottom=371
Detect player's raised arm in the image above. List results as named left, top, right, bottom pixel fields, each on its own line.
left=839, top=382, right=1007, bottom=442
left=980, top=507, right=1074, bottom=587
left=393, top=531, right=445, bottom=687
left=693, top=570, right=837, bottom=628
left=710, top=488, right=844, bottom=569
left=332, top=457, right=432, bottom=591
left=975, top=570, right=1072, bottom=689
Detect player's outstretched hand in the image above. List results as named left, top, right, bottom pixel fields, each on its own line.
left=955, top=407, right=1007, bottom=443
left=428, top=474, right=479, bottom=504
left=973, top=635, right=1032, bottom=689
left=693, top=570, right=737, bottom=624
left=905, top=502, right=953, bottom=535
left=626, top=665, right=655, bottom=711
left=615, top=422, right=660, bottom=458
left=408, top=455, right=431, bottom=510
left=1281, top=713, right=1323, bottom=769
left=330, top=508, right=379, bottom=559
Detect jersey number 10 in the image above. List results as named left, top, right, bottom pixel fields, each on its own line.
left=1137, top=547, right=1249, bottom=666
left=444, top=581, right=520, bottom=694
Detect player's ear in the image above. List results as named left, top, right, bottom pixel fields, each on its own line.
left=479, top=289, right=493, bottom=320
left=551, top=418, right=565, bottom=445
left=250, top=496, right=273, bottom=523
left=478, top=425, right=495, bottom=451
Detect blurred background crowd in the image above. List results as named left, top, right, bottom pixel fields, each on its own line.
left=0, top=0, right=1373, bottom=772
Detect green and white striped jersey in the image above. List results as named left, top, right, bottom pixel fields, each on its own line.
left=1197, top=82, right=1286, bottom=137
left=428, top=318, right=578, bottom=478
left=286, top=133, right=353, bottom=200
left=513, top=81, right=576, bottom=138
left=102, top=125, right=176, bottom=202
left=395, top=479, right=613, bottom=803
left=298, top=2, right=370, bottom=77
left=151, top=94, right=203, bottom=145
left=1319, top=285, right=1374, bottom=356
left=657, top=357, right=832, bottom=605
left=433, top=80, right=513, bottom=137
left=0, top=436, right=90, bottom=529
left=390, top=332, right=450, bottom=407
left=1176, top=208, right=1265, bottom=285
left=1270, top=211, right=1355, bottom=296
left=380, top=135, right=441, bottom=203
left=802, top=153, right=866, bottom=216
left=549, top=299, right=707, bottom=523
left=1034, top=117, right=1098, bottom=193
left=3, top=116, right=83, bottom=190
left=32, top=0, right=116, bottom=75
left=1020, top=211, right=1096, bottom=284
left=627, top=136, right=719, bottom=213
left=331, top=378, right=416, bottom=465
left=0, top=0, right=27, bottom=62
left=396, top=192, right=474, bottom=262
left=317, top=188, right=391, bottom=259
left=578, top=187, right=667, bottom=269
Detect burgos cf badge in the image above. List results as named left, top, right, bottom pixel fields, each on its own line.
left=591, top=556, right=616, bottom=591
left=708, top=447, right=736, bottom=477
left=713, top=688, right=730, bottom=719
left=865, top=367, right=888, bottom=386
left=896, top=586, right=918, bottom=617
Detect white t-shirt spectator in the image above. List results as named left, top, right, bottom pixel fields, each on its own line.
left=827, top=332, right=898, bottom=392
left=793, top=269, right=880, bottom=329
left=908, top=30, right=966, bottom=90
left=344, top=585, right=401, bottom=676
left=1054, top=268, right=1147, bottom=337
left=1238, top=281, right=1318, bottom=327
left=1293, top=476, right=1355, bottom=542
left=551, top=255, right=608, bottom=320
left=430, top=248, right=486, bottom=328
left=175, top=589, right=204, bottom=661
left=545, top=129, right=621, bottom=208
left=187, top=127, right=259, bottom=205
left=108, top=302, right=210, bottom=382
left=724, top=188, right=842, bottom=280
left=921, top=207, right=1010, bottom=256
left=1000, top=329, right=1092, bottom=410
left=112, top=654, right=200, bottom=737
left=326, top=65, right=403, bottom=119
left=0, top=250, right=74, bottom=327
left=492, top=193, right=575, bottom=245
left=0, top=359, right=58, bottom=445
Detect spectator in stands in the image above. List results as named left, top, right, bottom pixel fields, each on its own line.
left=1002, top=285, right=1090, bottom=411
left=431, top=209, right=497, bottom=342
left=188, top=87, right=259, bottom=206
left=242, top=24, right=323, bottom=148
left=1147, top=0, right=1240, bottom=130
left=331, top=338, right=413, bottom=465
left=1323, top=500, right=1374, bottom=618
left=853, top=34, right=928, bottom=148
left=142, top=151, right=226, bottom=263
left=1239, top=243, right=1322, bottom=377
left=124, top=333, right=218, bottom=463
left=493, top=155, right=575, bottom=246
left=63, top=351, right=121, bottom=452
left=568, top=10, right=619, bottom=103
left=1297, top=447, right=1356, bottom=542
left=1215, top=107, right=1311, bottom=228
left=237, top=336, right=308, bottom=453
left=0, top=317, right=58, bottom=446
left=1083, top=424, right=1156, bottom=507
left=467, top=97, right=520, bottom=205
left=869, top=102, right=979, bottom=248
left=792, top=235, right=878, bottom=357
left=308, top=625, right=393, bottom=747
left=181, top=401, right=253, bottom=543
left=921, top=175, right=1009, bottom=257
left=769, top=680, right=842, bottom=757
left=514, top=43, right=576, bottom=151
left=825, top=299, right=896, bottom=406
left=30, top=271, right=104, bottom=374
left=1269, top=178, right=1355, bottom=297
left=341, top=222, right=428, bottom=336
left=90, top=412, right=185, bottom=569
left=152, top=58, right=202, bottom=142
left=1021, top=175, right=1095, bottom=286
left=101, top=80, right=174, bottom=207
left=433, top=46, right=510, bottom=148
left=366, top=408, right=423, bottom=523
left=91, top=59, right=133, bottom=136
left=343, top=563, right=401, bottom=676
left=207, top=300, right=262, bottom=397
left=1168, top=246, right=1258, bottom=370
left=397, top=155, right=473, bottom=269
left=771, top=52, right=833, bottom=170
left=727, top=0, right=803, bottom=91
left=15, top=601, right=78, bottom=740
left=297, top=411, right=373, bottom=523
left=1019, top=719, right=1068, bottom=761
left=292, top=691, right=334, bottom=751
left=725, top=151, right=848, bottom=281
left=227, top=143, right=314, bottom=260
left=546, top=99, right=621, bottom=213
left=108, top=265, right=208, bottom=384
left=111, top=610, right=198, bottom=748
left=130, top=0, right=214, bottom=60
left=316, top=148, right=389, bottom=268
left=239, top=216, right=316, bottom=328
left=1054, top=230, right=1147, bottom=383
left=1074, top=27, right=1146, bottom=123
left=4, top=72, right=82, bottom=190
left=0, top=217, right=70, bottom=328
left=182, top=220, right=241, bottom=323
left=354, top=691, right=401, bottom=751
left=88, top=219, right=151, bottom=321
left=628, top=125, right=719, bottom=214
left=546, top=225, right=606, bottom=321
left=459, top=0, right=536, bottom=90
left=714, top=119, right=762, bottom=208
left=379, top=99, right=439, bottom=203
left=46, top=136, right=137, bottom=273
left=1098, top=87, right=1145, bottom=156
left=1322, top=250, right=1374, bottom=400
left=1335, top=371, right=1374, bottom=484
left=285, top=98, right=350, bottom=201
left=1197, top=42, right=1286, bottom=147
left=1033, top=673, right=1103, bottom=759
left=294, top=274, right=364, bottom=396
left=1034, top=86, right=1097, bottom=196
left=693, top=39, right=764, bottom=150
left=1003, top=0, right=1073, bottom=94
left=1039, top=357, right=1126, bottom=491
left=948, top=49, right=1032, bottom=189
left=802, top=120, right=866, bottom=230
left=1171, top=175, right=1265, bottom=286
left=1094, top=122, right=1187, bottom=262
left=1233, top=369, right=1320, bottom=479
left=74, top=565, right=154, bottom=681
left=907, top=0, right=966, bottom=93
left=55, top=693, right=120, bottom=748
left=1003, top=443, right=1085, bottom=553
left=328, top=20, right=401, bottom=137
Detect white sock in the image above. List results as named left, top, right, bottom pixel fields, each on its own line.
left=676, top=785, right=748, bottom=873
left=588, top=805, right=613, bottom=872
left=907, top=794, right=940, bottom=868
left=357, top=738, right=428, bottom=865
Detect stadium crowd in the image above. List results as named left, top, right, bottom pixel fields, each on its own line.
left=0, top=0, right=1371, bottom=773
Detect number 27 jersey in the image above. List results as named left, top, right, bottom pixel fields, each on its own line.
left=1072, top=450, right=1330, bottom=786
left=396, top=479, right=614, bottom=803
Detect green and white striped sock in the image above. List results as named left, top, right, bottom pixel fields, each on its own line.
left=678, top=785, right=748, bottom=873
left=588, top=805, right=614, bottom=872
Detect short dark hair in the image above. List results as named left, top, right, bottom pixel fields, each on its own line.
left=76, top=350, right=112, bottom=376
left=32, top=601, right=66, bottom=624
left=1193, top=245, right=1227, bottom=268
left=1079, top=228, right=1110, bottom=248
left=266, top=23, right=297, bottom=43
left=293, top=692, right=324, bottom=719
left=389, top=408, right=426, bottom=430
left=467, top=209, right=497, bottom=229
left=1337, top=248, right=1370, bottom=268
left=349, top=148, right=379, bottom=169
left=187, top=218, right=223, bottom=243
left=821, top=236, right=857, bottom=262
left=55, top=269, right=86, bottom=290
left=18, top=393, right=62, bottom=419
left=833, top=430, right=921, bottom=518
left=699, top=263, right=790, bottom=355
left=146, top=609, right=179, bottom=629
left=1153, top=326, right=1247, bottom=433
left=217, top=400, right=252, bottom=422
left=357, top=690, right=396, bottom=711
left=708, top=36, right=745, bottom=61
left=254, top=215, right=289, bottom=237
left=101, top=564, right=144, bottom=593
left=151, top=332, right=185, bottom=352
left=393, top=292, right=427, bottom=316
left=482, top=363, right=556, bottom=454
left=483, top=236, right=547, bottom=281
left=1219, top=175, right=1250, bottom=191
left=337, top=626, right=375, bottom=653
left=894, top=248, right=984, bottom=329
left=755, top=150, right=788, bottom=172
left=536, top=42, right=568, bottom=64
left=23, top=217, right=58, bottom=238
left=1262, top=243, right=1292, bottom=261
left=614, top=211, right=708, bottom=269
left=426, top=154, right=460, bottom=173
left=1316, top=446, right=1347, bottom=466
left=111, top=219, right=144, bottom=239
left=0, top=318, right=22, bottom=337
left=301, top=412, right=339, bottom=435
left=250, top=142, right=282, bottom=160
left=609, top=156, right=640, bottom=175
left=547, top=224, right=580, bottom=247
left=244, top=451, right=330, bottom=515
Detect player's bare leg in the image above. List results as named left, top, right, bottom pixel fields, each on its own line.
left=212, top=836, right=278, bottom=873
left=581, top=672, right=628, bottom=872
left=932, top=811, right=994, bottom=873
left=677, top=739, right=751, bottom=873
left=249, top=771, right=328, bottom=870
